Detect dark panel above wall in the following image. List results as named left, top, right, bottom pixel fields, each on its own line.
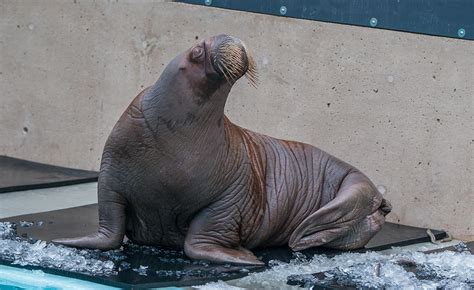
left=177, top=0, right=473, bottom=41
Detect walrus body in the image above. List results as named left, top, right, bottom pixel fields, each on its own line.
left=54, top=35, right=391, bottom=265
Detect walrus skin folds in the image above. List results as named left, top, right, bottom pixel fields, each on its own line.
left=53, top=35, right=392, bottom=265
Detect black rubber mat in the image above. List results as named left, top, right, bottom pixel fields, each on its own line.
left=0, top=204, right=447, bottom=289
left=0, top=156, right=98, bottom=193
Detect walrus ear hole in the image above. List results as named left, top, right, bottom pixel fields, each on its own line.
left=190, top=47, right=204, bottom=63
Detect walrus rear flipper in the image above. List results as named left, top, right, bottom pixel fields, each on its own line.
left=289, top=172, right=389, bottom=251
left=52, top=189, right=126, bottom=250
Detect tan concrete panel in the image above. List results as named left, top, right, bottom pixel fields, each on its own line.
left=0, top=1, right=472, bottom=239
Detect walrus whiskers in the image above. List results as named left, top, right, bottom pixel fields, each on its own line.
left=213, top=37, right=259, bottom=88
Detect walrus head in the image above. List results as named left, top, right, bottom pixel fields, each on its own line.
left=168, top=34, right=258, bottom=99
left=143, top=35, right=257, bottom=131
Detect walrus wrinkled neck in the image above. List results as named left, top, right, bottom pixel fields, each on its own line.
left=140, top=71, right=232, bottom=160
left=138, top=77, right=237, bottom=205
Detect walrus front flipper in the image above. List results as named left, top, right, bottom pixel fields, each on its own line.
left=184, top=206, right=264, bottom=266
left=289, top=172, right=389, bottom=251
left=53, top=188, right=126, bottom=250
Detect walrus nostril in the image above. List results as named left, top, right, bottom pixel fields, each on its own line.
left=211, top=36, right=258, bottom=88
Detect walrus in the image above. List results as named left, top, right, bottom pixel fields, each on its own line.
left=53, top=34, right=391, bottom=265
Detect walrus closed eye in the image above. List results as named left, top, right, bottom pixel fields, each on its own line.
left=53, top=34, right=391, bottom=266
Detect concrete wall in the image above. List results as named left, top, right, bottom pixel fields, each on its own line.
left=1, top=0, right=473, bottom=239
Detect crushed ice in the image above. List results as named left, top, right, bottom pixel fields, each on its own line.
left=0, top=222, right=16, bottom=239
left=0, top=222, right=117, bottom=276
left=194, top=280, right=244, bottom=289
left=214, top=249, right=474, bottom=289
left=1, top=221, right=473, bottom=288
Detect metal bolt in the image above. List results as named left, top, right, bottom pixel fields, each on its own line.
left=457, top=28, right=466, bottom=38
left=370, top=17, right=378, bottom=27
left=279, top=6, right=287, bottom=15
left=204, top=0, right=211, bottom=6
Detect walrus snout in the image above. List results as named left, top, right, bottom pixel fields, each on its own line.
left=210, top=34, right=258, bottom=87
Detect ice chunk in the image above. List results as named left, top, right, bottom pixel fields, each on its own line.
left=132, top=265, right=148, bottom=276
left=19, top=221, right=34, bottom=227
left=0, top=222, right=16, bottom=239
left=118, top=261, right=131, bottom=271
left=453, top=242, right=472, bottom=254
